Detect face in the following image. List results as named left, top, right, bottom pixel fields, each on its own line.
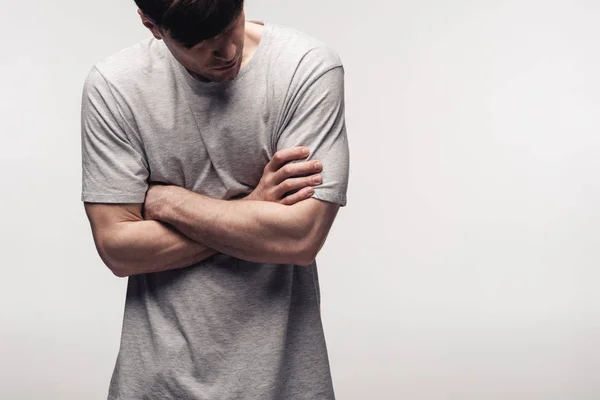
left=139, top=9, right=246, bottom=83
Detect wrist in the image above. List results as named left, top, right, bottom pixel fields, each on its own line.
left=160, top=185, right=186, bottom=222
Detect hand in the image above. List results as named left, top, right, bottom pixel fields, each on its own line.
left=143, top=182, right=174, bottom=221
left=244, top=146, right=323, bottom=206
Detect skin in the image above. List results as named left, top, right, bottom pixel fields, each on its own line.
left=84, top=7, right=340, bottom=277
left=86, top=147, right=328, bottom=276
left=138, top=8, right=255, bottom=83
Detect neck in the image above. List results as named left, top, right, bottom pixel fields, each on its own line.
left=240, top=20, right=263, bottom=69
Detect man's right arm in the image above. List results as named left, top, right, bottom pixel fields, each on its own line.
left=84, top=202, right=220, bottom=277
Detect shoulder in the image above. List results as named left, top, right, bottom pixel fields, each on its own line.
left=83, top=37, right=172, bottom=95
left=268, top=23, right=342, bottom=64
left=265, top=23, right=344, bottom=85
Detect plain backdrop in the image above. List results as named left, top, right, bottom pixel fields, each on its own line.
left=1, top=0, right=599, bottom=399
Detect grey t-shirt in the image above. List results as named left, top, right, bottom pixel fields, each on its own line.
left=81, top=21, right=349, bottom=400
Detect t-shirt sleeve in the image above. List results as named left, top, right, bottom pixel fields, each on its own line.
left=80, top=67, right=149, bottom=203
left=274, top=65, right=350, bottom=207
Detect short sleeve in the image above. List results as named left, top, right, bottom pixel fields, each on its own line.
left=275, top=66, right=350, bottom=207
left=80, top=67, right=149, bottom=203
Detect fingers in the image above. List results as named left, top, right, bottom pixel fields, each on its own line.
left=267, top=146, right=310, bottom=173
left=273, top=159, right=323, bottom=187
left=280, top=187, right=315, bottom=206
left=263, top=146, right=324, bottom=206
left=276, top=174, right=322, bottom=200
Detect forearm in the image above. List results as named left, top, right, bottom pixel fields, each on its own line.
left=97, top=194, right=263, bottom=277
left=102, top=219, right=218, bottom=277
left=156, top=186, right=310, bottom=265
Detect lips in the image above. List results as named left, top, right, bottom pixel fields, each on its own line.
left=213, top=60, right=236, bottom=70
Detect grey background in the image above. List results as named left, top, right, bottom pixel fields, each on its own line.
left=1, top=0, right=599, bottom=399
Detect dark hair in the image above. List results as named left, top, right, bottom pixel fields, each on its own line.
left=135, top=0, right=244, bottom=48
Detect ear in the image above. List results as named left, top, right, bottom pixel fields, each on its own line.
left=137, top=9, right=163, bottom=40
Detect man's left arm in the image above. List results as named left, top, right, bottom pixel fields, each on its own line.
left=146, top=187, right=338, bottom=266
left=147, top=62, right=349, bottom=266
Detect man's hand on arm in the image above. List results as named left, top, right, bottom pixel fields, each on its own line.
left=142, top=147, right=337, bottom=266
left=143, top=180, right=340, bottom=267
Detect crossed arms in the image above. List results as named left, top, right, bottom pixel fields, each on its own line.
left=82, top=64, right=347, bottom=277
left=85, top=188, right=340, bottom=277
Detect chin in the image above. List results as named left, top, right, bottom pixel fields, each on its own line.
left=216, top=73, right=237, bottom=82
left=214, top=67, right=241, bottom=82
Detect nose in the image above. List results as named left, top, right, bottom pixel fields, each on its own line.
left=213, top=40, right=236, bottom=62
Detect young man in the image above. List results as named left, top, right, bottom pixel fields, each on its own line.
left=81, top=0, right=349, bottom=398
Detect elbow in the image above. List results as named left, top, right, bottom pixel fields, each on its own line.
left=294, top=239, right=318, bottom=267
left=287, top=221, right=319, bottom=267
left=95, top=240, right=132, bottom=278
left=293, top=226, right=331, bottom=266
left=101, top=251, right=131, bottom=278
left=110, top=264, right=131, bottom=278
left=296, top=256, right=316, bottom=267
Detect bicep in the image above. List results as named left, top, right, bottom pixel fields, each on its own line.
left=276, top=66, right=350, bottom=208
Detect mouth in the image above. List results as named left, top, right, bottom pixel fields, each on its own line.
left=212, top=59, right=237, bottom=71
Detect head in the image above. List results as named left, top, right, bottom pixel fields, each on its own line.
left=136, top=0, right=246, bottom=83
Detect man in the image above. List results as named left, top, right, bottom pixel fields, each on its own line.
left=81, top=0, right=349, bottom=398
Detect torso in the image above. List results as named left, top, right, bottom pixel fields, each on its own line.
left=89, top=21, right=343, bottom=399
